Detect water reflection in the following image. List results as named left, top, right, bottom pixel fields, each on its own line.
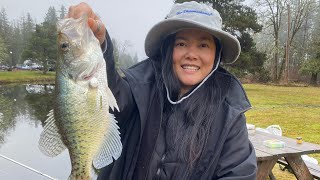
left=0, top=84, right=70, bottom=180
left=0, top=84, right=54, bottom=145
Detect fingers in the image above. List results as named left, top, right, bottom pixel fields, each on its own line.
left=66, top=2, right=96, bottom=19
left=66, top=6, right=73, bottom=18
left=95, top=20, right=101, bottom=34
left=88, top=18, right=106, bottom=44
left=66, top=2, right=106, bottom=45
left=88, top=18, right=102, bottom=33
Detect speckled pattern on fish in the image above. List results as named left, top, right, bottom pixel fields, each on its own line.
left=38, top=15, right=122, bottom=180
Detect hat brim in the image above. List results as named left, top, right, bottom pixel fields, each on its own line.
left=145, top=18, right=241, bottom=64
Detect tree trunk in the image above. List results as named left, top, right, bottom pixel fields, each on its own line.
left=310, top=73, right=318, bottom=86
left=277, top=48, right=286, bottom=82
left=273, top=39, right=279, bottom=81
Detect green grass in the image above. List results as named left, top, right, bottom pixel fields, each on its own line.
left=244, top=84, right=320, bottom=179
left=0, top=73, right=318, bottom=178
left=0, top=70, right=55, bottom=84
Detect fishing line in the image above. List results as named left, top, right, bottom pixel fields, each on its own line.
left=0, top=153, right=57, bottom=180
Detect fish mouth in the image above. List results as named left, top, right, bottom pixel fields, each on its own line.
left=66, top=64, right=100, bottom=82
left=79, top=67, right=99, bottom=81
left=82, top=70, right=96, bottom=81
left=68, top=72, right=95, bottom=81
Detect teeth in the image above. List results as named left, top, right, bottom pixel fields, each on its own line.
left=182, top=65, right=199, bottom=71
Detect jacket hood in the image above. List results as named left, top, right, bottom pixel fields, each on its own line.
left=123, top=58, right=251, bottom=112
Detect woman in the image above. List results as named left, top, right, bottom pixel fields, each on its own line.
left=67, top=1, right=257, bottom=179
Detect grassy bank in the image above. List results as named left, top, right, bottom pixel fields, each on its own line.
left=0, top=72, right=318, bottom=178
left=0, top=70, right=55, bottom=84
left=244, top=84, right=320, bottom=179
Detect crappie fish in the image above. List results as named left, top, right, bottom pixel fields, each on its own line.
left=38, top=16, right=122, bottom=180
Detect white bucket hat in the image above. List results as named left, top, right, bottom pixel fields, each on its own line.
left=145, top=1, right=241, bottom=64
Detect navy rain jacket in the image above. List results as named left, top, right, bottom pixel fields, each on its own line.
left=97, top=31, right=257, bottom=180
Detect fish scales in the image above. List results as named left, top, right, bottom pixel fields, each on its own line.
left=39, top=16, right=122, bottom=180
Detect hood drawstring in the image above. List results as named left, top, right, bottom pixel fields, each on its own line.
left=165, top=47, right=222, bottom=105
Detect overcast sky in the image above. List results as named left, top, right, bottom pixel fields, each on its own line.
left=1, top=0, right=174, bottom=59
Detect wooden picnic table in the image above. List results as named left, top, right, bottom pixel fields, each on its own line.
left=248, top=130, right=320, bottom=180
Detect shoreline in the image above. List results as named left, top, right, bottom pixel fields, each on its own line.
left=0, top=80, right=55, bottom=85
left=0, top=70, right=55, bottom=85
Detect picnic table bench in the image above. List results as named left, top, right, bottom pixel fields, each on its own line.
left=248, top=129, right=320, bottom=180
left=277, top=158, right=320, bottom=179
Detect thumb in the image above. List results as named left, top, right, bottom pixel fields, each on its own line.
left=88, top=18, right=102, bottom=34
left=87, top=18, right=105, bottom=44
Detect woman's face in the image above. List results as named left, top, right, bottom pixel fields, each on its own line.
left=173, top=29, right=216, bottom=95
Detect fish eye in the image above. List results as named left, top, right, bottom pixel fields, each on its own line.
left=60, top=42, right=69, bottom=50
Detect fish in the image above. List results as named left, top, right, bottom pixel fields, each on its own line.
left=38, top=16, right=122, bottom=180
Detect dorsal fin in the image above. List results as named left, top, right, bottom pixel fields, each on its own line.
left=105, top=87, right=119, bottom=112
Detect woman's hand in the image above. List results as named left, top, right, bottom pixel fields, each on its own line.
left=66, top=2, right=106, bottom=45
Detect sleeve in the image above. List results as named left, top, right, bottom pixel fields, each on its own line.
left=214, top=113, right=257, bottom=180
left=102, top=29, right=136, bottom=129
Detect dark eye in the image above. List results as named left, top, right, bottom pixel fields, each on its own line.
left=61, top=42, right=69, bottom=50
left=200, top=44, right=209, bottom=48
left=175, top=42, right=185, bottom=47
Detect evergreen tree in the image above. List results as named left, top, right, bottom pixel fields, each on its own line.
left=22, top=6, right=58, bottom=73
left=9, top=21, right=23, bottom=65
left=0, top=8, right=10, bottom=42
left=43, top=6, right=58, bottom=64
left=59, top=5, right=67, bottom=19
left=21, top=13, right=35, bottom=47
left=0, top=8, right=12, bottom=65
left=300, top=57, right=320, bottom=85
left=300, top=1, right=320, bottom=85
left=0, top=36, right=8, bottom=64
left=44, top=6, right=58, bottom=24
left=15, top=13, right=36, bottom=65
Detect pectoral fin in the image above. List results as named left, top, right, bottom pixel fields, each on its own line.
left=38, top=110, right=67, bottom=157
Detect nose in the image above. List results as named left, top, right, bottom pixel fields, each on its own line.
left=184, top=45, right=199, bottom=60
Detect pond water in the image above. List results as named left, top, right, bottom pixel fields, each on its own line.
left=0, top=84, right=70, bottom=180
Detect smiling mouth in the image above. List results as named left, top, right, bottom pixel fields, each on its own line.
left=182, top=65, right=200, bottom=71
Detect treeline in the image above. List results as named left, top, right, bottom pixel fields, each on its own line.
left=176, top=0, right=320, bottom=85
left=253, top=0, right=320, bottom=85
left=1, top=1, right=320, bottom=85
left=0, top=6, right=137, bottom=73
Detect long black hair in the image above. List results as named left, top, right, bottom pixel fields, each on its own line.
left=160, top=33, right=222, bottom=179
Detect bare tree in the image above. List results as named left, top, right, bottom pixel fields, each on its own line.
left=278, top=0, right=316, bottom=82
left=254, top=0, right=316, bottom=83
left=288, top=2, right=315, bottom=81
left=254, top=0, right=287, bottom=81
